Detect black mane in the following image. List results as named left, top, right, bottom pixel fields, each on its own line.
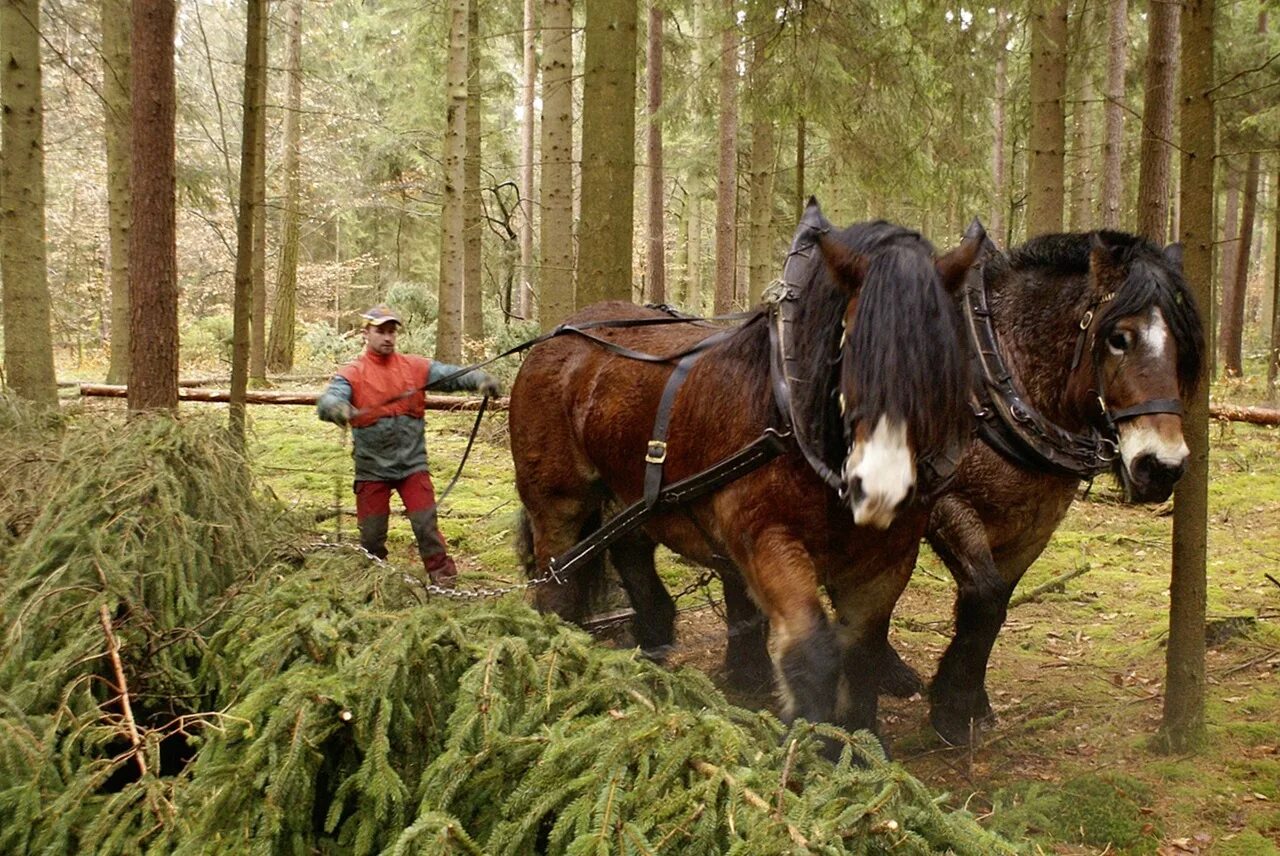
left=726, top=220, right=970, bottom=475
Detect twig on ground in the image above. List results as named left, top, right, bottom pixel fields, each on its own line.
left=1009, top=564, right=1091, bottom=608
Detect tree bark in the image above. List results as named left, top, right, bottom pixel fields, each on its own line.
left=1, top=0, right=58, bottom=405
left=1026, top=1, right=1068, bottom=237
left=462, top=0, right=484, bottom=353
left=102, top=0, right=132, bottom=385
left=1100, top=0, right=1127, bottom=229
left=1270, top=160, right=1280, bottom=401
left=1159, top=0, right=1213, bottom=755
left=538, top=0, right=574, bottom=331
left=1135, top=0, right=1179, bottom=244
left=230, top=0, right=267, bottom=441
left=745, top=0, right=774, bottom=308
left=713, top=0, right=739, bottom=313
left=577, top=0, right=638, bottom=307
left=1068, top=0, right=1096, bottom=232
left=795, top=115, right=805, bottom=224
left=991, top=8, right=1009, bottom=244
left=436, top=0, right=468, bottom=362
left=645, top=1, right=665, bottom=305
left=267, top=0, right=302, bottom=373
left=1221, top=153, right=1259, bottom=376
left=127, top=0, right=178, bottom=413
left=248, top=6, right=269, bottom=385
left=687, top=177, right=703, bottom=312
left=519, top=0, right=537, bottom=321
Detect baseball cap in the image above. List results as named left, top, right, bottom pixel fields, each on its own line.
left=360, top=304, right=402, bottom=327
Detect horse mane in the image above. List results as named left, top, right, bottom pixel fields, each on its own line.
left=720, top=221, right=969, bottom=473
left=1002, top=231, right=1204, bottom=394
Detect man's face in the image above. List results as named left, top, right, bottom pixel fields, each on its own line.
left=363, top=322, right=399, bottom=356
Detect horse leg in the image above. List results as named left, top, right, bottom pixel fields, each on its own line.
left=878, top=642, right=924, bottom=698
left=925, top=496, right=1010, bottom=745
left=720, top=566, right=772, bottom=693
left=742, top=531, right=840, bottom=728
left=828, top=558, right=915, bottom=748
left=609, top=532, right=677, bottom=659
left=519, top=498, right=605, bottom=626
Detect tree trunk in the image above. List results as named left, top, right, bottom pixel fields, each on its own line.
left=127, top=0, right=179, bottom=413
left=1135, top=0, right=1179, bottom=244
left=1026, top=1, right=1068, bottom=237
left=1068, top=0, right=1096, bottom=232
left=538, top=0, right=574, bottom=331
left=102, top=0, right=132, bottom=385
left=267, top=0, right=302, bottom=373
left=249, top=7, right=268, bottom=385
left=462, top=0, right=484, bottom=353
left=519, top=0, right=537, bottom=321
left=687, top=178, right=703, bottom=312
left=991, top=8, right=1009, bottom=244
left=645, top=1, right=665, bottom=305
left=1218, top=165, right=1240, bottom=376
left=1159, top=0, right=1214, bottom=756
left=1100, top=0, right=1127, bottom=229
left=713, top=0, right=739, bottom=313
left=230, top=0, right=267, bottom=442
left=795, top=116, right=805, bottom=224
left=436, top=0, right=468, bottom=362
left=1, top=0, right=57, bottom=406
left=1270, top=160, right=1280, bottom=401
left=1222, top=154, right=1260, bottom=376
left=578, top=0, right=638, bottom=307
left=745, top=0, right=774, bottom=308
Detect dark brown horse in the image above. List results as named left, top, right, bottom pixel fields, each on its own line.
left=509, top=201, right=983, bottom=736
left=918, top=230, right=1204, bottom=743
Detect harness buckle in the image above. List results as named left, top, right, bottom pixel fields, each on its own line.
left=1097, top=437, right=1119, bottom=462
left=645, top=440, right=668, bottom=464
left=1079, top=309, right=1094, bottom=330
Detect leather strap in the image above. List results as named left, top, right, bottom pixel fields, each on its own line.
left=1109, top=398, right=1183, bottom=421
left=643, top=351, right=705, bottom=508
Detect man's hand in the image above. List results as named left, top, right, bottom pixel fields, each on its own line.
left=322, top=400, right=356, bottom=426
left=478, top=374, right=502, bottom=398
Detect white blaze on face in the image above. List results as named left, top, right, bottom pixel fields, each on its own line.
left=844, top=415, right=915, bottom=529
left=1117, top=307, right=1188, bottom=469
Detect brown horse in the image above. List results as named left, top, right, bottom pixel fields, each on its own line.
left=509, top=200, right=983, bottom=737
left=690, top=229, right=1205, bottom=744
left=917, top=230, right=1205, bottom=743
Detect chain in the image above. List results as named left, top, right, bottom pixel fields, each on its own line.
left=306, top=540, right=561, bottom=600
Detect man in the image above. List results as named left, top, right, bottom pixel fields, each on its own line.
left=317, top=304, right=501, bottom=587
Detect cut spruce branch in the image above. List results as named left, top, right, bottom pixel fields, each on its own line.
left=78, top=383, right=507, bottom=411
left=99, top=604, right=148, bottom=779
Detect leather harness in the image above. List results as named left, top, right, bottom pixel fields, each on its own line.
left=962, top=260, right=1184, bottom=480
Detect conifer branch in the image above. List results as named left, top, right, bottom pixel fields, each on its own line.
left=99, top=604, right=148, bottom=779
left=690, top=759, right=810, bottom=848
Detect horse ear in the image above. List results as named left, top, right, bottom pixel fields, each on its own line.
left=1089, top=232, right=1125, bottom=295
left=818, top=234, right=868, bottom=292
left=1163, top=242, right=1184, bottom=271
left=934, top=218, right=987, bottom=294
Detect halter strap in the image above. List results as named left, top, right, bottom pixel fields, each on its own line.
left=1108, top=398, right=1184, bottom=421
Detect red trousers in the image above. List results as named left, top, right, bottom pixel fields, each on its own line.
left=354, top=471, right=456, bottom=584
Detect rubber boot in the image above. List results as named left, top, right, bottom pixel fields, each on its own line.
left=409, top=509, right=456, bottom=588
left=358, top=514, right=390, bottom=560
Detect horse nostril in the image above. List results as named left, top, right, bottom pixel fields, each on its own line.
left=848, top=476, right=866, bottom=506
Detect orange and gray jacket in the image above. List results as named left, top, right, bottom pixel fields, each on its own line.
left=317, top=350, right=487, bottom=481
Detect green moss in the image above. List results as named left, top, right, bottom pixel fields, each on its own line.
left=1051, top=773, right=1161, bottom=854
left=1211, top=829, right=1280, bottom=856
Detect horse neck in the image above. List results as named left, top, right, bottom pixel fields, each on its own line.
left=991, top=271, right=1099, bottom=432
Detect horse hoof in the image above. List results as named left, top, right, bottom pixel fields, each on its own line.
left=878, top=660, right=924, bottom=698
left=640, top=644, right=675, bottom=663
left=929, top=706, right=996, bottom=747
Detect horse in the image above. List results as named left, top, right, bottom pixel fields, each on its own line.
left=509, top=199, right=983, bottom=738
left=915, top=229, right=1204, bottom=743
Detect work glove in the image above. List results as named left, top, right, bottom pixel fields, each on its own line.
left=478, top=374, right=503, bottom=398
left=322, top=400, right=356, bottom=426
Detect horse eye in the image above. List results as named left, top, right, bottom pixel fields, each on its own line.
left=1107, top=331, right=1132, bottom=353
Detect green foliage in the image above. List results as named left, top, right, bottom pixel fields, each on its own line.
left=1, top=413, right=1015, bottom=855
left=180, top=315, right=235, bottom=368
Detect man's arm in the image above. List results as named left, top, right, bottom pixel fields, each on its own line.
left=428, top=362, right=502, bottom=397
left=317, top=376, right=355, bottom=425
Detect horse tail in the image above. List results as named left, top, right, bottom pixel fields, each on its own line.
left=848, top=240, right=969, bottom=457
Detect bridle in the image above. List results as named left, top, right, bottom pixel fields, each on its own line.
left=964, top=260, right=1184, bottom=481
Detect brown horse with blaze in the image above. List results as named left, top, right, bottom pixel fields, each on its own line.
left=509, top=200, right=984, bottom=742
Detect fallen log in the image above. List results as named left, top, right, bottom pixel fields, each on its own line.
left=1209, top=403, right=1280, bottom=427
left=78, top=383, right=508, bottom=411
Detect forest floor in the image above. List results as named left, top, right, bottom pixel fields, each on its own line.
left=65, top=365, right=1280, bottom=855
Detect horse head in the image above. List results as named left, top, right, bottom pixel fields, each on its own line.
left=1075, top=233, right=1204, bottom=502
left=810, top=216, right=984, bottom=528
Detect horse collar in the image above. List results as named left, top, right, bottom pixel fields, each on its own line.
left=962, top=263, right=1119, bottom=480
